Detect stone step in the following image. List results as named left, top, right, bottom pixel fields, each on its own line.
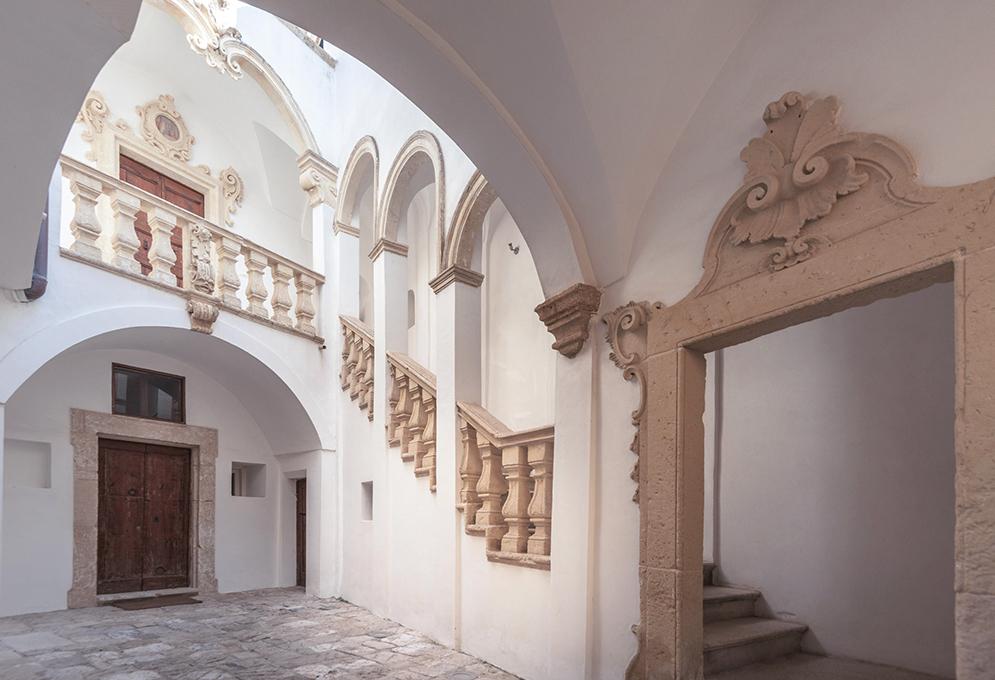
left=703, top=586, right=760, bottom=623
left=703, top=617, right=807, bottom=674
left=703, top=562, right=716, bottom=586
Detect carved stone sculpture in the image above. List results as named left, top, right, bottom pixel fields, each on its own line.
left=186, top=297, right=220, bottom=334
left=534, top=282, right=602, bottom=358
left=189, top=223, right=215, bottom=294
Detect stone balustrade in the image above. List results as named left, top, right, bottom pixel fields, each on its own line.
left=60, top=156, right=323, bottom=340
left=340, top=316, right=374, bottom=420
left=386, top=352, right=438, bottom=492
left=457, top=402, right=554, bottom=570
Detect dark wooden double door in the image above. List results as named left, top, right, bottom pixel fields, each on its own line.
left=119, top=155, right=206, bottom=288
left=98, top=439, right=191, bottom=594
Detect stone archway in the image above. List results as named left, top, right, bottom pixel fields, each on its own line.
left=606, top=91, right=995, bottom=679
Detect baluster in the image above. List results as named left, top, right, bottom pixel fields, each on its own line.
left=475, top=434, right=508, bottom=550
left=340, top=326, right=352, bottom=391
left=527, top=441, right=554, bottom=556
left=215, top=236, right=242, bottom=308
left=389, top=371, right=410, bottom=448
left=68, top=171, right=104, bottom=261
left=347, top=336, right=361, bottom=400
left=108, top=189, right=141, bottom=274
left=404, top=384, right=424, bottom=464
left=244, top=248, right=269, bottom=317
left=458, top=420, right=483, bottom=527
left=418, top=395, right=437, bottom=490
left=270, top=262, right=294, bottom=326
left=295, top=274, right=318, bottom=335
left=501, top=445, right=532, bottom=554
left=359, top=340, right=375, bottom=419
left=147, top=208, right=179, bottom=286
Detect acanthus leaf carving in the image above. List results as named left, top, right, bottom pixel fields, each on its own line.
left=603, top=301, right=661, bottom=503
left=180, top=0, right=245, bottom=80
left=220, top=166, right=244, bottom=226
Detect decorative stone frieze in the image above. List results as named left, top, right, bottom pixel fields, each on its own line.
left=298, top=151, right=339, bottom=207
left=369, top=238, right=409, bottom=260
left=428, top=265, right=484, bottom=293
left=387, top=352, right=438, bottom=492
left=340, top=316, right=374, bottom=420
left=603, top=301, right=660, bottom=503
left=186, top=296, right=220, bottom=334
left=534, top=282, right=602, bottom=358
left=457, top=402, right=555, bottom=569
left=137, top=94, right=195, bottom=163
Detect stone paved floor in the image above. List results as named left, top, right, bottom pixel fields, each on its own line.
left=0, top=588, right=520, bottom=680
left=709, top=653, right=950, bottom=680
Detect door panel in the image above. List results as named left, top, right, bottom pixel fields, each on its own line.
left=97, top=439, right=191, bottom=594
left=296, top=479, right=306, bottom=587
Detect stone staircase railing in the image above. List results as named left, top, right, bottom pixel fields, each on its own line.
left=60, top=155, right=322, bottom=340
left=340, top=316, right=374, bottom=420
left=457, top=402, right=554, bottom=570
left=387, top=352, right=438, bottom=491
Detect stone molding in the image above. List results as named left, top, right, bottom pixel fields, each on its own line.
left=337, top=136, right=379, bottom=229
left=602, top=301, right=660, bottom=503
left=534, top=282, right=602, bottom=358
left=445, top=170, right=498, bottom=271
left=68, top=409, right=219, bottom=608
left=429, top=265, right=485, bottom=293
left=298, top=150, right=339, bottom=207
left=333, top=221, right=361, bottom=238
left=369, top=237, right=409, bottom=260
left=620, top=90, right=995, bottom=679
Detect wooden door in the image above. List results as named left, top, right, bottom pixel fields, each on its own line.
left=296, top=479, right=306, bottom=587
left=119, top=155, right=206, bottom=287
left=98, top=439, right=191, bottom=594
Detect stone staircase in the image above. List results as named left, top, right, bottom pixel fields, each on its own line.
left=703, top=562, right=808, bottom=674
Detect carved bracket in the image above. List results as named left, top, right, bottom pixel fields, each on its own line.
left=535, top=283, right=602, bottom=358
left=186, top=295, right=220, bottom=334
left=603, top=301, right=660, bottom=503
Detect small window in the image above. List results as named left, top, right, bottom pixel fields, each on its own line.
left=361, top=481, right=374, bottom=520
left=112, top=364, right=185, bottom=423
left=231, top=462, right=266, bottom=498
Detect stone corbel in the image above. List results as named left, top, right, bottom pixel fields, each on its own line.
left=602, top=300, right=661, bottom=503
left=186, top=294, right=221, bottom=334
left=298, top=151, right=339, bottom=207
left=534, top=283, right=602, bottom=358
left=429, top=265, right=484, bottom=293
left=369, top=238, right=409, bottom=260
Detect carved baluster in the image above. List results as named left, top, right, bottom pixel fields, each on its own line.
left=418, top=394, right=437, bottom=491
left=270, top=262, right=294, bottom=326
left=244, top=248, right=269, bottom=317
left=458, top=419, right=483, bottom=528
left=475, top=434, right=508, bottom=550
left=295, top=274, right=317, bottom=335
left=347, top=338, right=361, bottom=400
left=340, top=326, right=352, bottom=391
left=108, top=189, right=141, bottom=274
left=527, top=442, right=554, bottom=556
left=360, top=340, right=375, bottom=420
left=386, top=365, right=402, bottom=445
left=215, top=236, right=242, bottom=308
left=404, top=384, right=424, bottom=464
left=500, top=445, right=532, bottom=554
left=390, top=371, right=411, bottom=448
left=68, top=171, right=104, bottom=261
left=148, top=208, right=179, bottom=286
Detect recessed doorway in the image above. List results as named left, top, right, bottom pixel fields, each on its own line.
left=296, top=478, right=306, bottom=588
left=97, top=438, right=191, bottom=595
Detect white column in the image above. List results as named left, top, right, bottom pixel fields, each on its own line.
left=306, top=448, right=340, bottom=599
left=549, top=342, right=598, bottom=679
left=0, top=404, right=5, bottom=605
left=433, top=277, right=482, bottom=649
left=372, top=246, right=409, bottom=424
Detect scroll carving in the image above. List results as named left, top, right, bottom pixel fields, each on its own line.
left=137, top=95, right=195, bottom=162
left=603, top=301, right=660, bottom=503
left=76, top=91, right=110, bottom=162
left=220, top=166, right=244, bottom=226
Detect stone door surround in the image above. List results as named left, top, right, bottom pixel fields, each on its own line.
left=69, top=408, right=218, bottom=608
left=607, top=91, right=995, bottom=679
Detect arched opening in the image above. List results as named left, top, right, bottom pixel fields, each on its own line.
left=338, top=137, right=378, bottom=324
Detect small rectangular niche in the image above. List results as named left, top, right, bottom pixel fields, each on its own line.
left=4, top=439, right=52, bottom=489
left=361, top=481, right=374, bottom=521
left=231, top=462, right=266, bottom=498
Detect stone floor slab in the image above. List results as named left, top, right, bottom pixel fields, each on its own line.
left=0, top=589, right=519, bottom=680
left=708, top=653, right=951, bottom=680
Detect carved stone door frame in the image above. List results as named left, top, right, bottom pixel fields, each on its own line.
left=607, top=92, right=995, bottom=679
left=68, top=408, right=219, bottom=608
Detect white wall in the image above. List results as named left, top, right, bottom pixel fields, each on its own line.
left=705, top=283, right=955, bottom=677
left=481, top=202, right=555, bottom=431
left=1, top=346, right=297, bottom=616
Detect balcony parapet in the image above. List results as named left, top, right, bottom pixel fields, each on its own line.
left=386, top=352, right=438, bottom=491
left=59, top=155, right=323, bottom=342
left=457, top=402, right=554, bottom=570
left=340, top=316, right=374, bottom=420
